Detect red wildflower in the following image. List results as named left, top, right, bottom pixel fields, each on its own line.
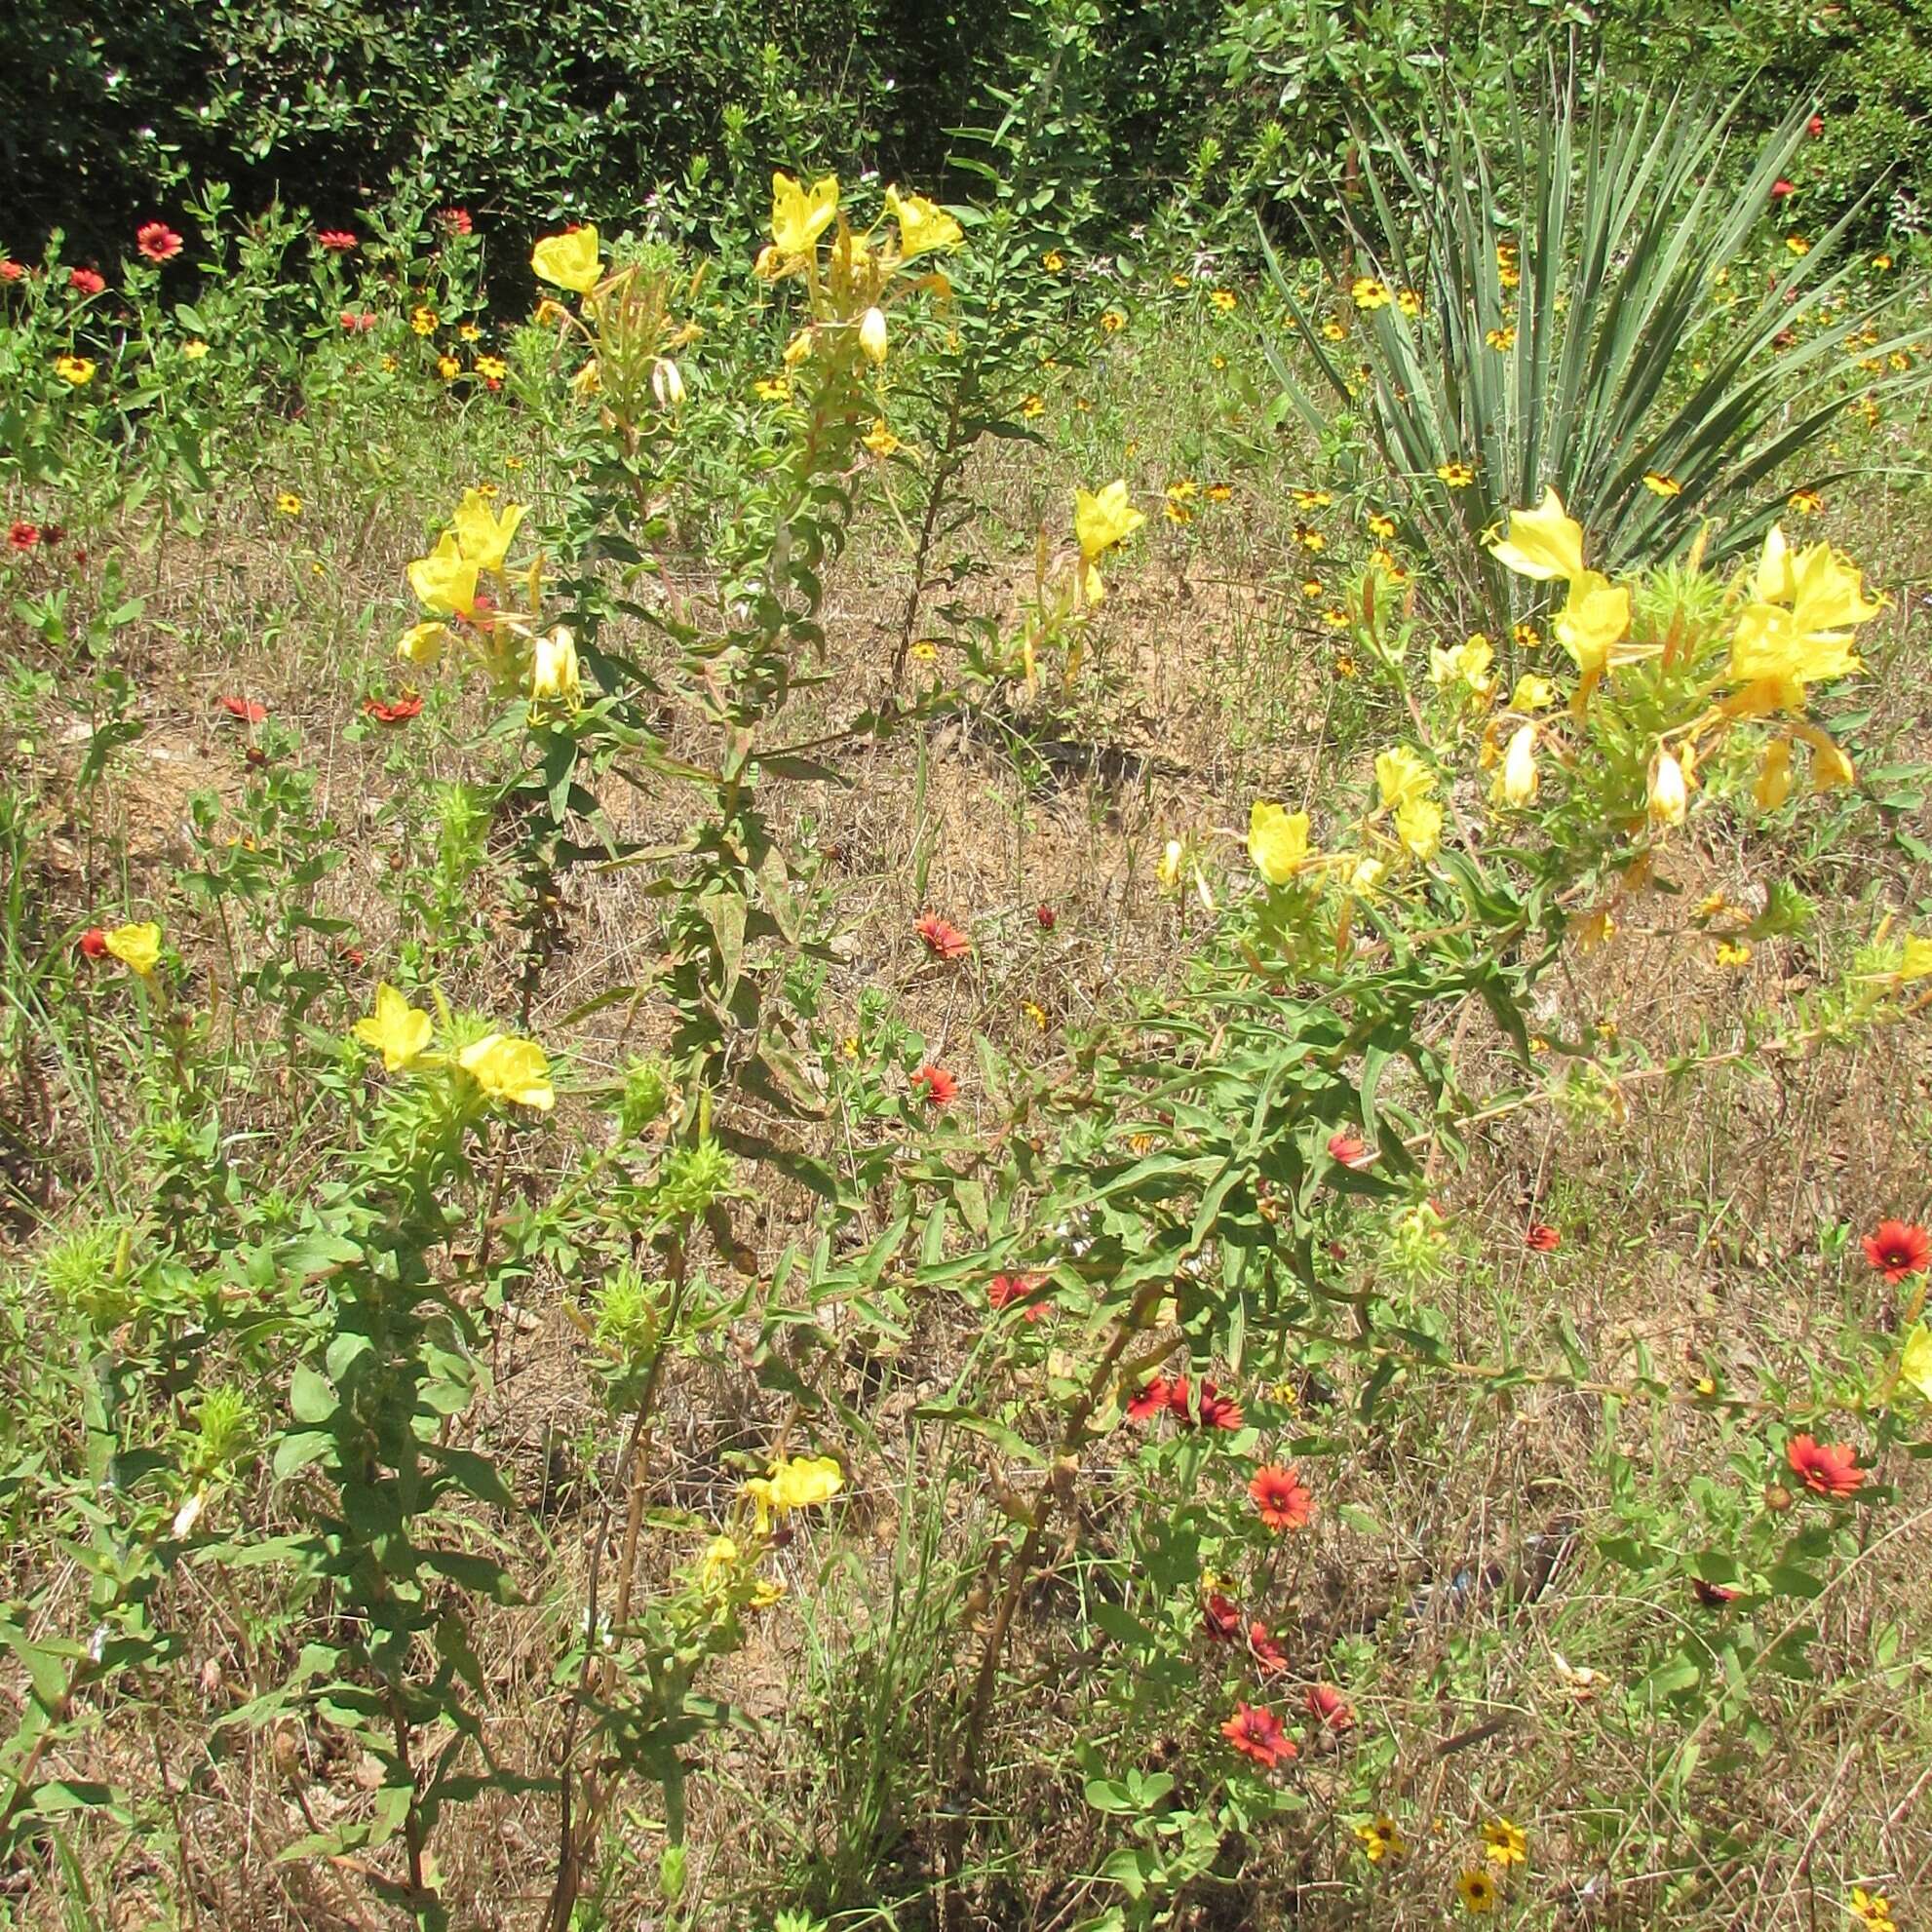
left=1525, top=1222, right=1561, bottom=1253
left=317, top=229, right=359, bottom=252
left=1248, top=1622, right=1288, bottom=1675
left=1786, top=1434, right=1865, bottom=1498
left=1035, top=903, right=1056, bottom=930
left=1126, top=1374, right=1172, bottom=1421
left=1862, top=1219, right=1930, bottom=1284
left=1177, top=1378, right=1244, bottom=1431
left=1202, top=1593, right=1242, bottom=1642
left=988, top=1272, right=1048, bottom=1322
left=1691, top=1576, right=1739, bottom=1607
left=79, top=927, right=108, bottom=959
left=1249, top=1463, right=1313, bottom=1531
left=135, top=222, right=183, bottom=263
left=1806, top=113, right=1825, bottom=137
left=1327, top=1131, right=1372, bottom=1170
left=1771, top=178, right=1795, bottom=200
left=69, top=267, right=106, bottom=295
left=340, top=945, right=367, bottom=969
left=9, top=522, right=39, bottom=550
left=339, top=310, right=377, bottom=332
left=363, top=693, right=423, bottom=724
left=439, top=208, right=474, bottom=235
left=912, top=1063, right=958, bottom=1106
left=1304, top=1682, right=1354, bottom=1732
left=1220, top=1702, right=1294, bottom=1769
left=915, top=912, right=971, bottom=961
left=0, top=260, right=23, bottom=282
left=218, top=695, right=268, bottom=724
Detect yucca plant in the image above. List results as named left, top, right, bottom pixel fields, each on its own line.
left=1260, top=78, right=1931, bottom=643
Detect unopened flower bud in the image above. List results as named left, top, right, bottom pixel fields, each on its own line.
left=650, top=357, right=684, bottom=408
left=859, top=305, right=888, bottom=365
left=1648, top=748, right=1688, bottom=828
left=1763, top=1482, right=1794, bottom=1514
left=530, top=626, right=582, bottom=708
left=1499, top=722, right=1538, bottom=806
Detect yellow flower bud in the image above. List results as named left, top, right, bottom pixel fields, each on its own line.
left=531, top=627, right=582, bottom=708
left=859, top=305, right=889, bottom=365
left=1648, top=748, right=1688, bottom=828
left=1498, top=722, right=1538, bottom=806
left=650, top=358, right=685, bottom=408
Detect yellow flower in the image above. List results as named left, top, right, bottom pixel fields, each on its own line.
left=1872, top=252, right=1893, bottom=270
left=353, top=984, right=434, bottom=1071
left=1436, top=460, right=1474, bottom=487
left=1323, top=605, right=1351, bottom=629
left=1171, top=272, right=1191, bottom=289
left=1022, top=999, right=1048, bottom=1030
left=1510, top=674, right=1555, bottom=711
left=181, top=339, right=209, bottom=361
left=102, top=922, right=162, bottom=978
left=54, top=355, right=97, bottom=386
left=1041, top=249, right=1065, bottom=271
left=753, top=374, right=792, bottom=403
left=1300, top=577, right=1324, bottom=598
left=1368, top=510, right=1396, bottom=539
left=1455, top=1868, right=1498, bottom=1913
left=1207, top=483, right=1231, bottom=502
left=1395, top=795, right=1443, bottom=861
left=1396, top=287, right=1422, bottom=316
left=530, top=225, right=602, bottom=294
left=1210, top=289, right=1237, bottom=312
left=863, top=419, right=902, bottom=457
left=742, top=1452, right=843, bottom=1531
left=1074, top=480, right=1144, bottom=560
left=884, top=185, right=961, bottom=257
left=1294, top=522, right=1324, bottom=551
left=696, top=1533, right=740, bottom=1593
left=275, top=490, right=303, bottom=517
left=1642, top=471, right=1681, bottom=496
left=1495, top=723, right=1538, bottom=806
left=1787, top=235, right=1811, bottom=256
left=1375, top=745, right=1435, bottom=811
left=1513, top=620, right=1539, bottom=647
left=1101, top=308, right=1126, bottom=332
left=1485, top=326, right=1516, bottom=350
left=1555, top=570, right=1632, bottom=676
left=1291, top=486, right=1332, bottom=509
left=530, top=627, right=582, bottom=708
left=1481, top=1818, right=1527, bottom=1868
left=1248, top=801, right=1311, bottom=885
left=1351, top=276, right=1391, bottom=310
left=859, top=305, right=889, bottom=364
left=1488, top=486, right=1585, bottom=582
left=1728, top=531, right=1877, bottom=708
left=408, top=530, right=480, bottom=618
left=474, top=354, right=508, bottom=380
left=770, top=172, right=839, bottom=258
left=1431, top=635, right=1494, bottom=693
left=458, top=1032, right=555, bottom=1110
left=1355, top=1816, right=1408, bottom=1863
left=782, top=329, right=814, bottom=367
left=1321, top=318, right=1348, bottom=340
left=410, top=306, right=439, bottom=336
left=437, top=353, right=462, bottom=381
left=453, top=488, right=525, bottom=571
left=1715, top=939, right=1752, bottom=967
left=398, top=621, right=451, bottom=666
left=908, top=639, right=938, bottom=663
left=1020, top=393, right=1046, bottom=418
left=1849, top=1890, right=1893, bottom=1929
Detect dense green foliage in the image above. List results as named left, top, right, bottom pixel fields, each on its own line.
left=7, top=0, right=1930, bottom=273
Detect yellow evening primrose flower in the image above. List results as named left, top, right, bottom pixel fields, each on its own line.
left=1395, top=795, right=1443, bottom=862
left=453, top=488, right=525, bottom=571
left=181, top=339, right=209, bottom=360
left=1754, top=738, right=1794, bottom=809
left=54, top=355, right=97, bottom=385
left=530, top=627, right=582, bottom=707
left=1896, top=934, right=1932, bottom=982
left=408, top=530, right=480, bottom=618
left=1488, top=486, right=1585, bottom=582
left=743, top=1452, right=843, bottom=1531
left=1074, top=480, right=1145, bottom=560
left=770, top=172, right=839, bottom=258
left=1041, top=249, right=1065, bottom=271
left=1248, top=801, right=1311, bottom=885
left=1898, top=1326, right=1932, bottom=1404
left=1510, top=674, right=1555, bottom=711
left=102, top=922, right=163, bottom=978
left=863, top=419, right=902, bottom=457
left=398, top=620, right=451, bottom=665
left=1728, top=534, right=1878, bottom=708
left=458, top=1032, right=555, bottom=1111
left=530, top=225, right=602, bottom=294
left=1555, top=570, right=1632, bottom=676
left=697, top=1533, right=740, bottom=1593
left=885, top=185, right=961, bottom=257
left=859, top=305, right=889, bottom=364
left=1481, top=1818, right=1528, bottom=1867
left=1375, top=745, right=1435, bottom=810
left=782, top=328, right=814, bottom=367
left=353, top=983, right=434, bottom=1072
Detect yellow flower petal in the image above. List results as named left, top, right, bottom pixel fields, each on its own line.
left=530, top=226, right=601, bottom=295
left=102, top=921, right=162, bottom=977
left=352, top=983, right=434, bottom=1072
left=1488, top=486, right=1585, bottom=583
left=1247, top=801, right=1311, bottom=885
left=458, top=1032, right=555, bottom=1110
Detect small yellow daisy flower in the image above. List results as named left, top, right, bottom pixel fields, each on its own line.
left=1456, top=1869, right=1499, bottom=1913
left=1485, top=326, right=1516, bottom=350
left=1436, top=460, right=1475, bottom=487
left=1788, top=486, right=1823, bottom=514
left=1355, top=1815, right=1408, bottom=1863
left=181, top=339, right=210, bottom=360
left=1715, top=939, right=1752, bottom=968
left=1642, top=471, right=1681, bottom=496
left=1020, top=394, right=1046, bottom=419
left=1481, top=1818, right=1527, bottom=1867
left=275, top=491, right=303, bottom=517
left=53, top=355, right=97, bottom=386
left=410, top=306, right=439, bottom=336
left=1351, top=276, right=1391, bottom=310
left=1210, top=289, right=1237, bottom=312
left=1100, top=308, right=1126, bottom=333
